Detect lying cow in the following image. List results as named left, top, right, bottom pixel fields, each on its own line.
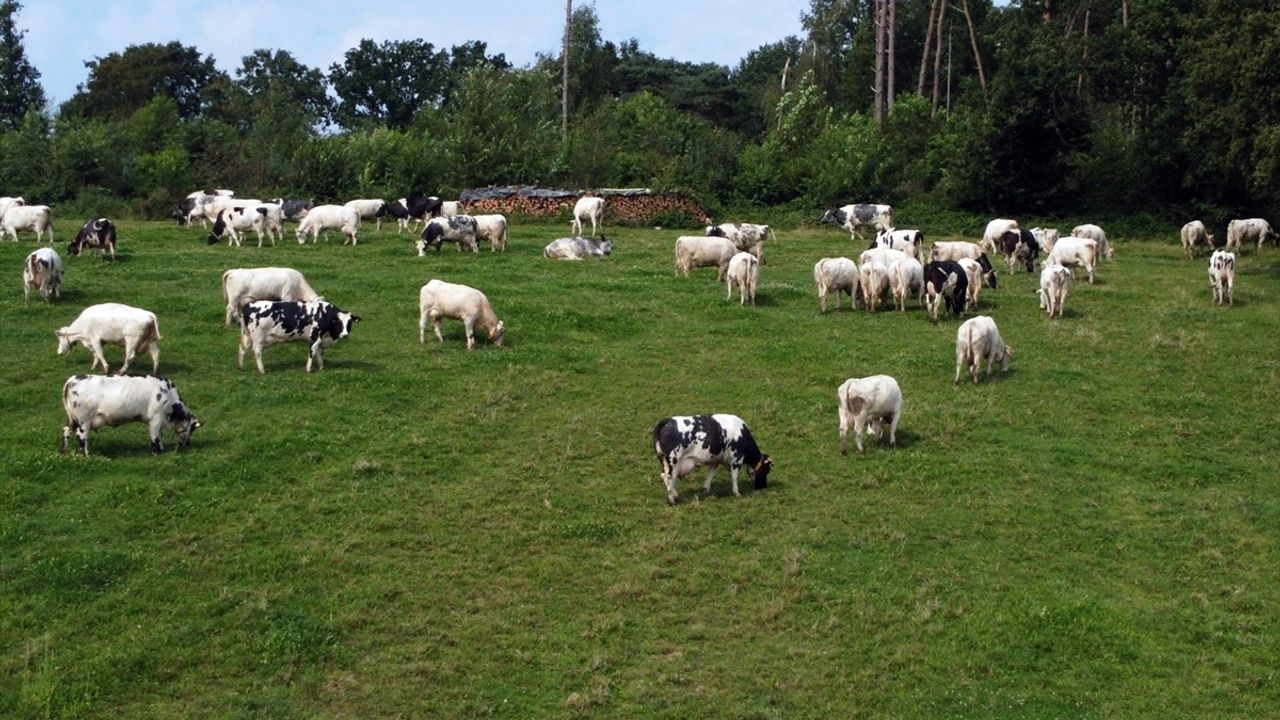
left=1037, top=263, right=1072, bottom=318
left=813, top=257, right=861, bottom=313
left=23, top=247, right=63, bottom=303
left=68, top=218, right=117, bottom=260
left=544, top=235, right=613, bottom=260
left=922, top=261, right=969, bottom=323
left=571, top=196, right=605, bottom=236
left=60, top=374, right=202, bottom=456
left=418, top=279, right=505, bottom=350
left=837, top=375, right=902, bottom=455
left=1209, top=250, right=1235, bottom=306
left=1225, top=218, right=1277, bottom=253
left=1181, top=220, right=1214, bottom=259
left=725, top=251, right=760, bottom=305
left=221, top=267, right=323, bottom=327
left=239, top=300, right=359, bottom=373
left=1046, top=236, right=1099, bottom=284
left=3, top=204, right=54, bottom=243
left=820, top=203, right=893, bottom=239
left=417, top=216, right=479, bottom=254
left=56, top=302, right=161, bottom=375
left=652, top=413, right=772, bottom=505
left=296, top=204, right=360, bottom=245
left=955, top=315, right=1012, bottom=384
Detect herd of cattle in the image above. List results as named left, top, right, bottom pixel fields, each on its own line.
left=6, top=192, right=1275, bottom=501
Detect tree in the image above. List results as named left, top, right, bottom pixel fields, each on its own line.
left=237, top=49, right=332, bottom=124
left=0, top=0, right=44, bottom=130
left=62, top=42, right=225, bottom=120
left=329, top=39, right=450, bottom=130
left=730, top=37, right=804, bottom=137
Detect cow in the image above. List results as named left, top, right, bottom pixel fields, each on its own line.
left=377, top=198, right=414, bottom=233
left=1072, top=224, right=1114, bottom=261
left=56, top=302, right=161, bottom=375
left=873, top=228, right=924, bottom=259
left=820, top=204, right=893, bottom=239
left=221, top=267, right=323, bottom=327
left=1209, top=250, right=1235, bottom=306
left=295, top=204, right=360, bottom=245
left=1037, top=263, right=1072, bottom=318
left=23, top=247, right=63, bottom=303
left=981, top=218, right=1019, bottom=254
left=859, top=246, right=910, bottom=267
left=0, top=195, right=25, bottom=219
left=813, top=257, right=861, bottom=313
left=473, top=214, right=509, bottom=252
left=440, top=200, right=463, bottom=217
left=571, top=196, right=605, bottom=236
left=725, top=251, right=760, bottom=305
left=194, top=197, right=264, bottom=227
left=1181, top=220, right=1215, bottom=259
left=544, top=235, right=613, bottom=260
left=1046, top=236, right=1099, bottom=284
left=706, top=222, right=771, bottom=258
left=652, top=414, right=772, bottom=505
left=417, top=215, right=480, bottom=254
left=674, top=235, right=739, bottom=280
left=3, top=204, right=53, bottom=243
left=208, top=206, right=273, bottom=247
left=271, top=198, right=314, bottom=222
left=176, top=189, right=233, bottom=227
left=238, top=300, right=359, bottom=374
left=1030, top=227, right=1060, bottom=253
left=929, top=242, right=998, bottom=288
left=859, top=261, right=892, bottom=312
left=956, top=257, right=985, bottom=310
left=889, top=257, right=925, bottom=312
left=344, top=199, right=388, bottom=231
left=997, top=228, right=1040, bottom=272
left=837, top=375, right=902, bottom=455
left=68, top=218, right=117, bottom=260
left=418, top=279, right=505, bottom=350
left=1225, top=218, right=1277, bottom=253
left=955, top=315, right=1012, bottom=384
left=922, top=260, right=969, bottom=324
left=60, top=374, right=202, bottom=456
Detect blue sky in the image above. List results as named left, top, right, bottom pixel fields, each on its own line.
left=20, top=1, right=809, bottom=106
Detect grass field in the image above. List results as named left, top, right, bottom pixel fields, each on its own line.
left=2, top=215, right=1278, bottom=718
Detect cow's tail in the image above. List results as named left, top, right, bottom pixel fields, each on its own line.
left=147, top=314, right=163, bottom=343
left=25, top=252, right=39, bottom=279
left=221, top=269, right=234, bottom=305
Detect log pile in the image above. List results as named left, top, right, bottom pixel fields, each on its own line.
left=459, top=186, right=709, bottom=227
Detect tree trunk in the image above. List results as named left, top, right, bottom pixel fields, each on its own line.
left=1121, top=0, right=1129, bottom=28
left=960, top=0, right=987, bottom=95
left=561, top=0, right=572, bottom=137
left=1078, top=6, right=1090, bottom=96
left=1044, top=0, right=1052, bottom=24
left=780, top=55, right=791, bottom=92
left=887, top=0, right=897, bottom=115
left=918, top=0, right=940, bottom=96
left=873, top=0, right=886, bottom=128
left=933, top=9, right=945, bottom=114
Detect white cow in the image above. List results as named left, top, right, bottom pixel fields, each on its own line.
left=1209, top=250, right=1235, bottom=306
left=571, top=196, right=605, bottom=236
left=3, top=204, right=53, bottom=243
left=859, top=261, right=892, bottom=312
left=706, top=222, right=770, bottom=258
left=956, top=257, right=985, bottom=310
left=1037, top=263, right=1073, bottom=318
left=981, top=218, right=1019, bottom=254
left=196, top=197, right=263, bottom=226
left=296, top=205, right=360, bottom=245
left=837, top=375, right=902, bottom=455
left=1030, top=227, right=1060, bottom=253
left=56, top=303, right=161, bottom=375
left=954, top=315, right=1012, bottom=384
left=725, top=251, right=760, bottom=305
left=1046, top=236, right=1099, bottom=284
left=813, top=257, right=861, bottom=313
left=221, top=267, right=323, bottom=327
left=675, top=235, right=739, bottom=280
left=440, top=200, right=463, bottom=217
left=60, top=374, right=202, bottom=456
left=23, top=247, right=63, bottom=303
left=1072, top=224, right=1114, bottom=261
left=418, top=279, right=505, bottom=350
left=1225, top=218, right=1277, bottom=253
left=473, top=214, right=509, bottom=252
left=344, top=199, right=388, bottom=231
left=889, top=257, right=924, bottom=312
left=0, top=196, right=24, bottom=219
left=1181, top=220, right=1214, bottom=259
left=544, top=236, right=613, bottom=260
left=859, top=246, right=909, bottom=267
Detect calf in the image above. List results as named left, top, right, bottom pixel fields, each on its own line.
left=23, top=247, right=63, bottom=303
left=922, top=261, right=969, bottom=323
left=1225, top=218, right=1277, bottom=253
left=1181, top=220, right=1214, bottom=258
left=1072, top=223, right=1114, bottom=261
left=3, top=204, right=53, bottom=243
left=675, top=235, right=739, bottom=280
left=873, top=228, right=924, bottom=259
left=837, top=375, right=902, bottom=454
left=889, top=257, right=924, bottom=312
left=1046, top=236, right=1099, bottom=284
left=725, top=251, right=760, bottom=305
left=344, top=199, right=388, bottom=231
left=417, top=215, right=479, bottom=254
left=859, top=261, right=892, bottom=312
left=813, top=257, right=861, bottom=312
left=473, top=214, right=509, bottom=252
left=60, top=374, right=202, bottom=456
left=222, top=267, right=322, bottom=327
left=820, top=203, right=893, bottom=239
left=56, top=302, right=161, bottom=375
left=955, top=315, right=1012, bottom=384
left=544, top=235, right=613, bottom=260
left=652, top=414, right=772, bottom=505
left=1209, top=250, right=1235, bottom=306
left=239, top=300, right=359, bottom=373
left=418, top=279, right=504, bottom=350
left=68, top=218, right=117, bottom=260
left=571, top=196, right=605, bottom=236
left=1037, top=263, right=1073, bottom=318
left=296, top=204, right=360, bottom=245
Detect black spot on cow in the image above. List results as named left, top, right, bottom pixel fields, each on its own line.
left=706, top=226, right=728, bottom=238
left=853, top=204, right=877, bottom=223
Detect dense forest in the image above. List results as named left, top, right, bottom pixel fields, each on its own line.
left=1, top=0, right=1278, bottom=224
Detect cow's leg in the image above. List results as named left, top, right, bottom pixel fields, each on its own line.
left=89, top=339, right=109, bottom=373
left=464, top=317, right=477, bottom=351
left=237, top=332, right=249, bottom=370
left=854, top=415, right=867, bottom=453
left=148, top=341, right=160, bottom=374
left=432, top=313, right=445, bottom=344
left=149, top=416, right=166, bottom=454
left=729, top=466, right=741, bottom=496
left=419, top=310, right=428, bottom=344
left=253, top=341, right=266, bottom=374
left=61, top=423, right=72, bottom=454
left=119, top=337, right=138, bottom=375
left=839, top=403, right=851, bottom=456
left=887, top=410, right=899, bottom=447
left=703, top=465, right=718, bottom=493
left=726, top=277, right=733, bottom=301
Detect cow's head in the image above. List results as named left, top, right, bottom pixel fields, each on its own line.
left=752, top=455, right=773, bottom=489
left=490, top=320, right=506, bottom=347
left=208, top=211, right=227, bottom=244
left=997, top=344, right=1014, bottom=372
left=55, top=328, right=73, bottom=354
left=296, top=227, right=309, bottom=244
left=598, top=237, right=613, bottom=256
left=169, top=402, right=203, bottom=449
left=336, top=311, right=360, bottom=340
left=819, top=209, right=838, bottom=225
left=67, top=240, right=81, bottom=256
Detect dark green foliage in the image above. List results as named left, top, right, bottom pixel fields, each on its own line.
left=61, top=42, right=226, bottom=121
left=0, top=0, right=43, bottom=130
left=328, top=39, right=451, bottom=130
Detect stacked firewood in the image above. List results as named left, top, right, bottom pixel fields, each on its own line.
left=460, top=187, right=709, bottom=227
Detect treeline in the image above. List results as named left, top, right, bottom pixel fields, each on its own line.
left=1, top=0, right=1278, bottom=225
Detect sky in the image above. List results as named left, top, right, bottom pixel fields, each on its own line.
left=18, top=1, right=810, bottom=107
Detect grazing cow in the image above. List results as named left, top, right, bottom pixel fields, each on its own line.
left=820, top=204, right=893, bottom=239
left=955, top=315, right=1012, bottom=384
left=981, top=218, right=1019, bottom=254
left=813, top=257, right=861, bottom=313
left=889, top=257, right=925, bottom=312
left=1209, top=250, right=1235, bottom=306
left=68, top=218, right=117, bottom=260
left=3, top=204, right=53, bottom=243
left=725, top=251, right=760, bottom=305
left=859, top=246, right=910, bottom=267
left=956, top=257, right=985, bottom=310
left=208, top=206, right=272, bottom=247
left=859, top=261, right=892, bottom=312
left=440, top=200, right=463, bottom=217
left=837, top=375, right=902, bottom=455
left=997, top=229, right=1039, bottom=272
left=1030, top=227, right=1060, bottom=253
left=271, top=198, right=314, bottom=222
left=176, top=189, right=233, bottom=227
left=473, top=214, right=509, bottom=252
left=1037, top=263, right=1072, bottom=318
left=377, top=198, right=414, bottom=233
left=239, top=300, right=359, bottom=373
left=674, top=235, right=739, bottom=280
left=60, top=374, right=202, bottom=456
left=706, top=222, right=771, bottom=258
left=652, top=414, right=772, bottom=505
left=23, top=247, right=63, bottom=303
left=571, top=196, right=606, bottom=236
left=221, top=267, right=322, bottom=327
left=402, top=194, right=441, bottom=228
left=1225, top=218, right=1277, bottom=253
left=417, top=215, right=480, bottom=254
left=873, top=228, right=924, bottom=259
left=295, top=204, right=360, bottom=245
left=1046, top=236, right=1099, bottom=284
left=922, top=260, right=969, bottom=323
left=0, top=195, right=25, bottom=219
left=929, top=242, right=998, bottom=288
left=544, top=235, right=613, bottom=260
left=1072, top=224, right=1114, bottom=261
left=344, top=199, right=388, bottom=231
left=195, top=197, right=264, bottom=227
left=418, top=279, right=505, bottom=350
left=56, top=303, right=161, bottom=375
left=1181, top=220, right=1214, bottom=258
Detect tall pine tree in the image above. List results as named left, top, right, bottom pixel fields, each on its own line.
left=0, top=0, right=44, bottom=130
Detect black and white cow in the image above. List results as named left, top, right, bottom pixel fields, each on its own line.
left=60, top=374, right=202, bottom=456
left=997, top=228, right=1040, bottom=273
left=820, top=204, right=894, bottom=239
left=271, top=199, right=314, bottom=222
left=417, top=215, right=479, bottom=254
left=651, top=414, right=773, bottom=505
left=922, top=260, right=969, bottom=323
left=68, top=218, right=117, bottom=260
left=238, top=300, right=359, bottom=374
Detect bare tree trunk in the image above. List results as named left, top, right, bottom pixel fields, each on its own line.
left=1121, top=0, right=1129, bottom=28
left=561, top=0, right=572, bottom=137
left=874, top=0, right=886, bottom=128
left=780, top=55, right=791, bottom=92
left=918, top=0, right=940, bottom=95
left=933, top=9, right=945, bottom=114
left=960, top=0, right=987, bottom=95
left=1077, top=6, right=1090, bottom=96
left=946, top=25, right=953, bottom=111
left=1044, top=0, right=1053, bottom=24
left=887, top=0, right=897, bottom=115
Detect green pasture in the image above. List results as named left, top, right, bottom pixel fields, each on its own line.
left=1, top=216, right=1278, bottom=718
